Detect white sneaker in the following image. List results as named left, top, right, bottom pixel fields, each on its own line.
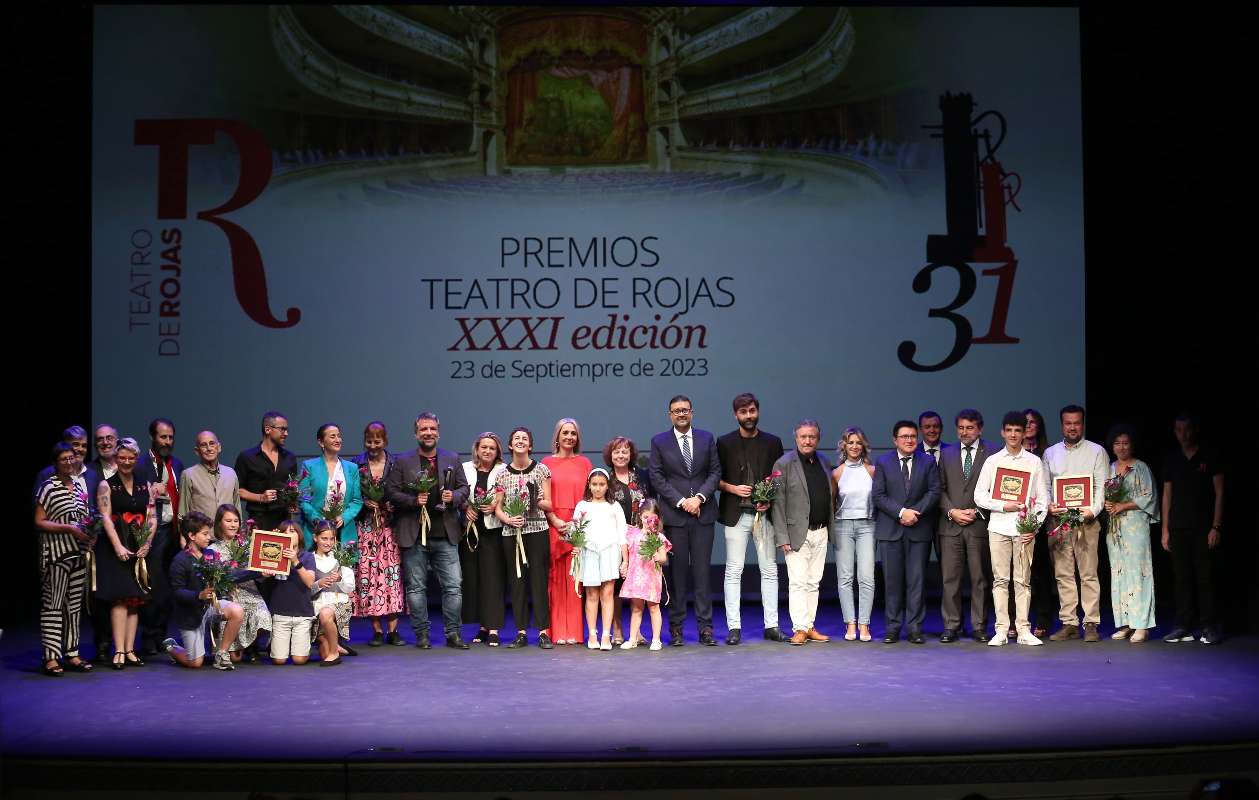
left=599, top=638, right=613, bottom=651
left=649, top=640, right=662, bottom=651
left=988, top=631, right=1008, bottom=646
left=1017, top=631, right=1043, bottom=646
left=587, top=638, right=599, bottom=650
left=620, top=639, right=638, bottom=650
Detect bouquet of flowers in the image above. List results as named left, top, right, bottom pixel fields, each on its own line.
left=196, top=550, right=235, bottom=601
left=332, top=539, right=361, bottom=569
left=361, top=473, right=387, bottom=530
left=323, top=478, right=345, bottom=522
left=750, top=470, right=782, bottom=534
left=1104, top=472, right=1131, bottom=537
left=1051, top=507, right=1085, bottom=541
left=465, top=486, right=497, bottom=540
left=565, top=512, right=589, bottom=595
left=121, top=512, right=150, bottom=549
left=638, top=528, right=667, bottom=568
left=497, top=479, right=531, bottom=577
left=1015, top=505, right=1043, bottom=535
left=403, top=467, right=439, bottom=545
left=278, top=469, right=308, bottom=510
left=221, top=518, right=253, bottom=568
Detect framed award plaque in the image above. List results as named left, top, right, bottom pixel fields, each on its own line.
left=992, top=467, right=1031, bottom=505
left=248, top=530, right=295, bottom=576
left=1054, top=475, right=1093, bottom=509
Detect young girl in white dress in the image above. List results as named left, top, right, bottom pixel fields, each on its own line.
left=573, top=468, right=627, bottom=650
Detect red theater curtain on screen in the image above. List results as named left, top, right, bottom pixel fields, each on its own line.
left=501, top=15, right=647, bottom=165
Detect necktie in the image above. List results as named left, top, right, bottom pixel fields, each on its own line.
left=963, top=446, right=973, bottom=481
left=929, top=447, right=938, bottom=463
left=900, top=456, right=911, bottom=491
left=681, top=433, right=692, bottom=474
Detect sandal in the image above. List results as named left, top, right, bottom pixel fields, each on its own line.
left=41, top=660, right=65, bottom=677
left=473, top=628, right=488, bottom=644
left=124, top=651, right=146, bottom=667
left=112, top=652, right=126, bottom=671
left=63, top=657, right=93, bottom=673
left=487, top=631, right=500, bottom=647
left=612, top=635, right=624, bottom=646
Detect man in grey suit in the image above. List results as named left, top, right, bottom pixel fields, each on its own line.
left=872, top=419, right=941, bottom=644
left=937, top=409, right=995, bottom=642
left=386, top=411, right=471, bottom=650
left=771, top=419, right=835, bottom=645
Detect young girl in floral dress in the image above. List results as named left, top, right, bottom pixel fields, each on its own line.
left=619, top=500, right=671, bottom=651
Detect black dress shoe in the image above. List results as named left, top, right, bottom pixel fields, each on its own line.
left=415, top=635, right=432, bottom=649
left=538, top=632, right=554, bottom=649
left=506, top=632, right=528, bottom=649
left=971, top=630, right=988, bottom=643
left=908, top=631, right=925, bottom=644
left=339, top=640, right=359, bottom=657
left=445, top=635, right=470, bottom=650
left=882, top=630, right=900, bottom=644
left=669, top=631, right=684, bottom=647
left=699, top=629, right=717, bottom=646
left=369, top=632, right=384, bottom=647
left=763, top=626, right=786, bottom=642
left=319, top=656, right=342, bottom=667
left=939, top=629, right=958, bottom=643
left=726, top=628, right=741, bottom=646
left=386, top=631, right=406, bottom=646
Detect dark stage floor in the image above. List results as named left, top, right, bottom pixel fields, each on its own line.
left=3, top=604, right=1257, bottom=764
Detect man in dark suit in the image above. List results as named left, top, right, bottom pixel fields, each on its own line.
left=716, top=392, right=785, bottom=644
left=937, top=409, right=994, bottom=642
left=386, top=411, right=471, bottom=649
left=649, top=394, right=722, bottom=646
left=134, top=417, right=184, bottom=655
left=872, top=419, right=941, bottom=644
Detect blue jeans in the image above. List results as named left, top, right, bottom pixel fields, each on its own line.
left=834, top=518, right=875, bottom=625
left=723, top=511, right=780, bottom=631
left=401, top=539, right=462, bottom=639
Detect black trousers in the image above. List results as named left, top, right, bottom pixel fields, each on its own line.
left=503, top=530, right=550, bottom=632
left=1028, top=529, right=1058, bottom=629
left=880, top=536, right=930, bottom=634
left=1170, top=527, right=1217, bottom=629
left=460, top=520, right=507, bottom=630
left=665, top=522, right=715, bottom=632
left=139, top=522, right=174, bottom=648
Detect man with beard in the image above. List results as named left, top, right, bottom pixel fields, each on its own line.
left=135, top=417, right=184, bottom=655
left=716, top=393, right=785, bottom=644
left=235, top=411, right=300, bottom=533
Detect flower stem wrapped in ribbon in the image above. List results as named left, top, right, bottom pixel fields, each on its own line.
left=498, top=479, right=530, bottom=578
left=403, top=468, right=438, bottom=546
left=564, top=512, right=589, bottom=596
left=464, top=487, right=496, bottom=550
left=121, top=512, right=152, bottom=593
left=1015, top=505, right=1043, bottom=576
left=78, top=505, right=104, bottom=601
left=750, top=470, right=783, bottom=534
left=361, top=474, right=387, bottom=531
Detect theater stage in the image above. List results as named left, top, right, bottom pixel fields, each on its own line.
left=3, top=604, right=1258, bottom=796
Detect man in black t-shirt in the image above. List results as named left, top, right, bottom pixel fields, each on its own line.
left=1160, top=415, right=1225, bottom=645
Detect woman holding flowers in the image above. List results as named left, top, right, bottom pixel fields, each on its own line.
left=543, top=418, right=592, bottom=645
left=462, top=432, right=507, bottom=645
left=206, top=504, right=270, bottom=662
left=298, top=424, right=363, bottom=549
left=831, top=427, right=877, bottom=642
left=1104, top=425, right=1158, bottom=642
left=33, top=442, right=94, bottom=676
left=603, top=436, right=652, bottom=645
left=94, top=437, right=156, bottom=669
left=494, top=427, right=554, bottom=648
left=350, top=421, right=404, bottom=646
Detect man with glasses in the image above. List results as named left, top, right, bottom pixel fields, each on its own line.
left=234, top=411, right=299, bottom=533
left=649, top=395, right=722, bottom=646
left=872, top=420, right=941, bottom=644
left=179, top=430, right=242, bottom=523
left=89, top=425, right=120, bottom=480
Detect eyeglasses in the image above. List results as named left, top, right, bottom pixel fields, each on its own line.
left=895, top=434, right=917, bottom=440
left=95, top=435, right=117, bottom=443
left=267, top=425, right=289, bottom=432
left=669, top=408, right=692, bottom=416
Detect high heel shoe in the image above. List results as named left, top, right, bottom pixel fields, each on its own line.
left=111, top=652, right=126, bottom=671
left=844, top=624, right=857, bottom=642
left=599, top=636, right=613, bottom=651
left=858, top=625, right=872, bottom=642
left=124, top=651, right=146, bottom=667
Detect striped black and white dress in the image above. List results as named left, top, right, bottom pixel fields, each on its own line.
left=36, top=476, right=89, bottom=661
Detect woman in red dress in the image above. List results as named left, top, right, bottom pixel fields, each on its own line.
left=543, top=418, right=593, bottom=644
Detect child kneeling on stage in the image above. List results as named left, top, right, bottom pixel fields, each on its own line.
left=265, top=519, right=318, bottom=665
left=163, top=512, right=249, bottom=670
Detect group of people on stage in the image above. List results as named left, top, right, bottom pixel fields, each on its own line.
left=31, top=393, right=1225, bottom=675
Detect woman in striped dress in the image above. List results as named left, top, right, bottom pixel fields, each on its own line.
left=33, top=442, right=95, bottom=676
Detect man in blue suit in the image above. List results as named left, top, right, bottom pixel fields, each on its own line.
left=872, top=419, right=941, bottom=644
left=649, top=395, right=722, bottom=646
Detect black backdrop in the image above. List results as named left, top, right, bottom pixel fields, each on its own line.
left=10, top=4, right=1248, bottom=631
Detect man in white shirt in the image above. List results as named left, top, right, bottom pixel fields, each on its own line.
left=975, top=411, right=1049, bottom=646
left=1042, top=405, right=1109, bottom=643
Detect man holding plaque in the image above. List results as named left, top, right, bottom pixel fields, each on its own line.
left=387, top=411, right=471, bottom=650
left=871, top=420, right=941, bottom=644
left=975, top=411, right=1049, bottom=645
left=1042, top=405, right=1109, bottom=643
